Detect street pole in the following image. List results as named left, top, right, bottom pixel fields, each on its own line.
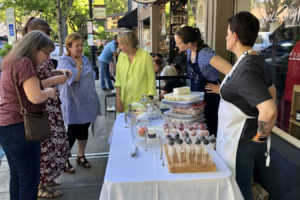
left=88, top=0, right=97, bottom=78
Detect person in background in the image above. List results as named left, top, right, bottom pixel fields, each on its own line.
left=160, top=65, right=184, bottom=99
left=98, top=35, right=118, bottom=91
left=172, top=63, right=182, bottom=75
left=22, top=17, right=72, bottom=198
left=115, top=31, right=156, bottom=113
left=153, top=57, right=164, bottom=89
left=0, top=31, right=56, bottom=200
left=216, top=12, right=277, bottom=200
left=175, top=26, right=232, bottom=136
left=57, top=33, right=100, bottom=171
left=153, top=57, right=164, bottom=77
left=152, top=53, right=163, bottom=64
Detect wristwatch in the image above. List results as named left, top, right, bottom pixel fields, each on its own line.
left=256, top=134, right=267, bottom=142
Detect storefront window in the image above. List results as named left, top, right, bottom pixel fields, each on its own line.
left=237, top=0, right=300, bottom=136
left=189, top=0, right=207, bottom=40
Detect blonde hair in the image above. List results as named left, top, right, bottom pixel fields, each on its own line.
left=65, top=33, right=83, bottom=56
left=163, top=65, right=177, bottom=76
left=2, top=30, right=54, bottom=68
left=117, top=31, right=139, bottom=49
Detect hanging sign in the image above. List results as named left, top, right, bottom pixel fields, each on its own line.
left=87, top=21, right=93, bottom=34
left=5, top=8, right=16, bottom=44
left=105, top=14, right=126, bottom=32
left=94, top=5, right=106, bottom=20
left=87, top=34, right=94, bottom=46
left=133, top=0, right=158, bottom=4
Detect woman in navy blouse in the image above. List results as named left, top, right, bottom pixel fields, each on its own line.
left=57, top=33, right=100, bottom=171
left=175, top=26, right=232, bottom=136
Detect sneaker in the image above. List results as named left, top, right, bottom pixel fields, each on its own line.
left=102, top=88, right=108, bottom=91
left=106, top=106, right=115, bottom=112
left=111, top=89, right=116, bottom=93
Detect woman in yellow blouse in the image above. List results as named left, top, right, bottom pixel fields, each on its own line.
left=115, top=31, right=156, bottom=112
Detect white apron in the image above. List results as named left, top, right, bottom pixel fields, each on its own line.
left=216, top=50, right=271, bottom=178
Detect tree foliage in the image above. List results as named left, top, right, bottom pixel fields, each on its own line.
left=0, top=0, right=128, bottom=42
left=104, top=0, right=127, bottom=15
left=252, top=0, right=293, bottom=14
left=68, top=1, right=89, bottom=34
left=0, top=0, right=56, bottom=35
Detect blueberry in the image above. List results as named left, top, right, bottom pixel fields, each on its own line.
left=167, top=137, right=174, bottom=142
left=203, top=139, right=209, bottom=145
left=168, top=140, right=175, bottom=146
left=195, top=138, right=201, bottom=145
left=185, top=138, right=192, bottom=145
left=200, top=135, right=205, bottom=141
left=175, top=138, right=183, bottom=144
left=184, top=133, right=190, bottom=139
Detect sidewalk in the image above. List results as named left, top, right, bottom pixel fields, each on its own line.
left=0, top=80, right=116, bottom=200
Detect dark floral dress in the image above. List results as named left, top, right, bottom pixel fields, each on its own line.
left=38, top=60, right=71, bottom=184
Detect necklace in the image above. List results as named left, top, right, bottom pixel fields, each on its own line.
left=190, top=51, right=196, bottom=63
left=243, top=49, right=254, bottom=55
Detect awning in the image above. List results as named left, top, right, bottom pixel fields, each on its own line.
left=117, top=8, right=137, bottom=29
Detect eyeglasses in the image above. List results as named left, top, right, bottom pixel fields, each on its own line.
left=41, top=50, right=51, bottom=57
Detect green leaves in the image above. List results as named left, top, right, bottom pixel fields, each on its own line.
left=0, top=43, right=13, bottom=57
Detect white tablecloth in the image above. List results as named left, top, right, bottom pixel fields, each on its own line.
left=100, top=114, right=244, bottom=200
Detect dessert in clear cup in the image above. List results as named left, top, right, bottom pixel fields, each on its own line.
left=147, top=129, right=157, bottom=138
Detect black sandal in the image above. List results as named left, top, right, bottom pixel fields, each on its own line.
left=65, top=159, right=75, bottom=174
left=76, top=155, right=91, bottom=168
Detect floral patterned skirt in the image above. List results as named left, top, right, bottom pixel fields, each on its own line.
left=40, top=98, right=71, bottom=184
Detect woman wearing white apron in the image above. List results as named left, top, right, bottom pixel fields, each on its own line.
left=216, top=12, right=277, bottom=200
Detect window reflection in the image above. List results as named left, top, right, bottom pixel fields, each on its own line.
left=248, top=1, right=300, bottom=135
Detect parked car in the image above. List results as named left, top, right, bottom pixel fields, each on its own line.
left=50, top=43, right=66, bottom=68
left=0, top=35, right=8, bottom=43
left=253, top=32, right=272, bottom=52
left=50, top=43, right=66, bottom=61
left=0, top=41, right=4, bottom=49
left=260, top=40, right=293, bottom=59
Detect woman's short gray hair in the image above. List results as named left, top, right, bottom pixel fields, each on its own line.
left=117, top=31, right=139, bottom=49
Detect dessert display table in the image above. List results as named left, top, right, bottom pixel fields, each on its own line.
left=99, top=113, right=244, bottom=200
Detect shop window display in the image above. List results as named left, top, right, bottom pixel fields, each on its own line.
left=244, top=0, right=300, bottom=134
